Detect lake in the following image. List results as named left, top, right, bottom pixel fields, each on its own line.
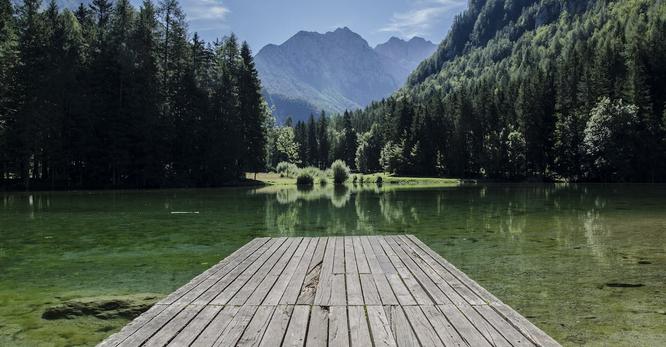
left=1, top=184, right=665, bottom=346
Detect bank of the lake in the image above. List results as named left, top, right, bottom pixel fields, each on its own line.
left=1, top=184, right=665, bottom=346
left=247, top=172, right=461, bottom=187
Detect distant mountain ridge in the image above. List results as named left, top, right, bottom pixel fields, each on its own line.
left=255, top=28, right=436, bottom=123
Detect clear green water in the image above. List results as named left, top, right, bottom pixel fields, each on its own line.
left=1, top=184, right=665, bottom=346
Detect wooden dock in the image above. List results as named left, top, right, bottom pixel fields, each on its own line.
left=99, top=235, right=560, bottom=346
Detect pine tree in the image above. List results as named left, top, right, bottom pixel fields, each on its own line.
left=294, top=120, right=307, bottom=165
left=0, top=0, right=17, bottom=181
left=12, top=0, right=48, bottom=188
left=129, top=0, right=163, bottom=186
left=239, top=41, right=268, bottom=178
left=317, top=111, right=330, bottom=168
left=306, top=114, right=318, bottom=167
left=342, top=110, right=357, bottom=169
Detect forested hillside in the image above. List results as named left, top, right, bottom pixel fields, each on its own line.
left=336, top=0, right=666, bottom=181
left=0, top=0, right=269, bottom=189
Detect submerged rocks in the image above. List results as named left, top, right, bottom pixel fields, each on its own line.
left=42, top=293, right=163, bottom=320
left=605, top=283, right=645, bottom=288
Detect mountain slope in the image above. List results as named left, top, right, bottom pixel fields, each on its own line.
left=375, top=36, right=437, bottom=89
left=255, top=28, right=435, bottom=123
left=348, top=0, right=666, bottom=182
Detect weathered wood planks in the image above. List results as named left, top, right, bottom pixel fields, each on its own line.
left=99, top=235, right=560, bottom=347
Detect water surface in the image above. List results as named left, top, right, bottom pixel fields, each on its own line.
left=1, top=184, right=665, bottom=346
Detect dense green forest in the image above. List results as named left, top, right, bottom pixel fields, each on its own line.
left=309, top=0, right=664, bottom=182
left=3, top=0, right=666, bottom=189
left=0, top=0, right=269, bottom=189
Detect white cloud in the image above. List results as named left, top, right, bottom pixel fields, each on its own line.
left=183, top=0, right=230, bottom=22
left=181, top=0, right=230, bottom=36
left=379, top=0, right=467, bottom=38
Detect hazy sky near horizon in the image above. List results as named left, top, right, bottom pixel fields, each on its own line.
left=181, top=0, right=468, bottom=52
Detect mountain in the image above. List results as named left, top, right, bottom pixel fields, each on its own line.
left=348, top=0, right=666, bottom=182
left=374, top=37, right=437, bottom=88
left=255, top=28, right=435, bottom=123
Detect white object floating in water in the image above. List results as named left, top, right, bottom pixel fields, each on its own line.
left=170, top=211, right=200, bottom=215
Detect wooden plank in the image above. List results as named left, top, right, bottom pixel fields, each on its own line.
left=346, top=273, right=364, bottom=305
left=158, top=238, right=269, bottom=305
left=280, top=238, right=318, bottom=304
left=376, top=237, right=432, bottom=305
left=405, top=235, right=502, bottom=305
left=167, top=306, right=223, bottom=346
left=438, top=304, right=492, bottom=347
left=308, top=237, right=328, bottom=273
left=143, top=304, right=204, bottom=347
left=369, top=236, right=397, bottom=274
left=246, top=237, right=306, bottom=305
left=214, top=305, right=258, bottom=346
left=383, top=236, right=450, bottom=305
left=348, top=306, right=372, bottom=346
left=373, top=273, right=399, bottom=305
left=366, top=306, right=397, bottom=347
left=258, top=305, right=293, bottom=347
left=359, top=273, right=381, bottom=305
left=457, top=303, right=512, bottom=347
left=211, top=238, right=290, bottom=306
left=402, top=306, right=444, bottom=347
left=385, top=305, right=418, bottom=347
left=352, top=236, right=371, bottom=274
left=392, top=236, right=471, bottom=307
left=344, top=236, right=358, bottom=274
left=99, top=303, right=169, bottom=347
left=369, top=236, right=415, bottom=306
left=473, top=304, right=533, bottom=347
left=396, top=235, right=485, bottom=306
left=332, top=236, right=346, bottom=274
left=282, top=305, right=310, bottom=347
left=313, top=238, right=336, bottom=305
left=386, top=274, right=416, bottom=306
left=360, top=236, right=383, bottom=274
left=102, top=236, right=558, bottom=347
left=174, top=238, right=275, bottom=306
left=236, top=305, right=276, bottom=347
left=328, top=306, right=349, bottom=347
left=420, top=305, right=466, bottom=347
left=306, top=305, right=328, bottom=347
left=490, top=303, right=561, bottom=347
left=191, top=306, right=241, bottom=347
left=196, top=238, right=287, bottom=305
left=230, top=238, right=301, bottom=305
left=330, top=274, right=347, bottom=306
left=262, top=238, right=312, bottom=305
left=118, top=304, right=187, bottom=346
left=296, top=238, right=327, bottom=305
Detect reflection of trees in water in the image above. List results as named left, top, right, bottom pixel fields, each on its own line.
left=259, top=183, right=666, bottom=263
left=260, top=185, right=420, bottom=235
left=378, top=191, right=406, bottom=225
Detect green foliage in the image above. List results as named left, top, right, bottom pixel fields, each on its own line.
left=0, top=0, right=269, bottom=189
left=295, top=168, right=315, bottom=186
left=331, top=0, right=666, bottom=182
left=355, top=124, right=382, bottom=173
left=380, top=141, right=406, bottom=174
left=583, top=98, right=641, bottom=181
left=276, top=162, right=299, bottom=178
left=331, top=159, right=350, bottom=184
left=270, top=127, right=300, bottom=167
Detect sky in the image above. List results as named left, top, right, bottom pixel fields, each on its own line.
left=179, top=0, right=469, bottom=52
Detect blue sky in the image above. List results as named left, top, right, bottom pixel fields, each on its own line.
left=181, top=0, right=469, bottom=52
